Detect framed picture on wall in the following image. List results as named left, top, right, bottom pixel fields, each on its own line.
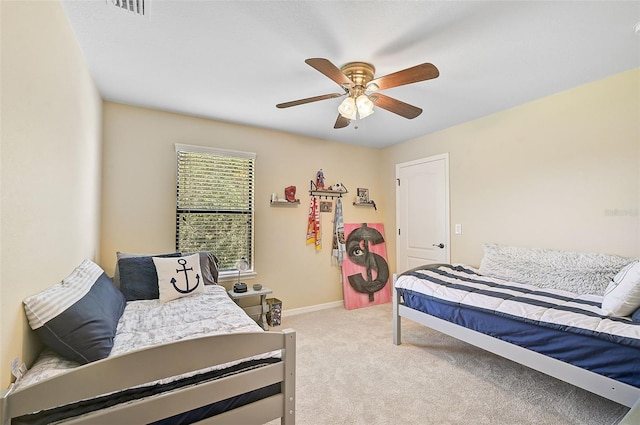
left=357, top=188, right=369, bottom=203
left=320, top=201, right=332, bottom=213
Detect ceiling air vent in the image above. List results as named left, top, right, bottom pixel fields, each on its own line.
left=111, top=0, right=148, bottom=17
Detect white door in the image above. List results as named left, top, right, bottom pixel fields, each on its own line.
left=396, top=154, right=450, bottom=273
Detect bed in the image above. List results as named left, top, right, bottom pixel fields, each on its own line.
left=392, top=244, right=640, bottom=411
left=1, top=254, right=296, bottom=425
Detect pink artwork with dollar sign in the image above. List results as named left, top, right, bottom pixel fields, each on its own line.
left=341, top=223, right=391, bottom=310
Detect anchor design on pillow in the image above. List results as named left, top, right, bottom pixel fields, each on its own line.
left=171, top=258, right=201, bottom=294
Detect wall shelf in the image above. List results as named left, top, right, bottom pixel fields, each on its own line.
left=309, top=180, right=348, bottom=198
left=353, top=201, right=377, bottom=210
left=270, top=200, right=299, bottom=206
left=309, top=190, right=348, bottom=199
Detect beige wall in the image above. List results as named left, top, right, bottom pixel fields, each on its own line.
left=0, top=1, right=103, bottom=388
left=381, top=69, right=640, bottom=267
left=101, top=102, right=386, bottom=310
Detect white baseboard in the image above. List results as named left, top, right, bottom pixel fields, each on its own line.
left=282, top=300, right=343, bottom=317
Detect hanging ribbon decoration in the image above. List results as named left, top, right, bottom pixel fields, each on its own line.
left=332, top=198, right=345, bottom=265
left=306, top=196, right=321, bottom=250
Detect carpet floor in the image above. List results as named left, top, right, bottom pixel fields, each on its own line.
left=266, top=302, right=630, bottom=425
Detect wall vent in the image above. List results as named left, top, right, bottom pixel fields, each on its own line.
left=110, top=0, right=148, bottom=17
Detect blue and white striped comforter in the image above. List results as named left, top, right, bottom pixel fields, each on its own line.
left=395, top=264, right=640, bottom=348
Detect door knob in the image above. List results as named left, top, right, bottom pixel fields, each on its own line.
left=432, top=243, right=445, bottom=249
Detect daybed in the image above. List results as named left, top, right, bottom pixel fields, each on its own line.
left=1, top=253, right=296, bottom=425
left=392, top=244, right=640, bottom=410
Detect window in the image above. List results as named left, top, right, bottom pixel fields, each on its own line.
left=175, top=144, right=255, bottom=274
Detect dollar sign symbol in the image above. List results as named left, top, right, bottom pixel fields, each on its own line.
left=346, top=223, right=390, bottom=302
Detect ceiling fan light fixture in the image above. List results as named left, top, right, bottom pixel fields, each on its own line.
left=278, top=58, right=439, bottom=127
left=338, top=97, right=357, bottom=120
left=356, top=94, right=375, bottom=118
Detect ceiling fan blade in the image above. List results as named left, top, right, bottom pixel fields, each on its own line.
left=276, top=93, right=344, bottom=109
left=305, top=58, right=354, bottom=89
left=334, top=114, right=350, bottom=129
left=370, top=93, right=422, bottom=119
left=367, top=63, right=439, bottom=91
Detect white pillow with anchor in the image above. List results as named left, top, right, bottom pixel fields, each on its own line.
left=153, top=253, right=205, bottom=303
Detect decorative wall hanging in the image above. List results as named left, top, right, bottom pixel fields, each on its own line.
left=357, top=188, right=369, bottom=203
left=306, top=196, right=321, bottom=250
left=341, top=223, right=391, bottom=309
left=270, top=187, right=300, bottom=205
left=353, top=187, right=377, bottom=210
left=332, top=198, right=346, bottom=265
left=319, top=201, right=332, bottom=213
left=284, top=186, right=299, bottom=202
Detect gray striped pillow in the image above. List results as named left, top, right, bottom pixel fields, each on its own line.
left=23, top=260, right=126, bottom=364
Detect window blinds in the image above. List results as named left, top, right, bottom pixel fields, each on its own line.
left=175, top=144, right=255, bottom=271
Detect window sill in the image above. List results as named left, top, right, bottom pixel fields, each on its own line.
left=218, top=270, right=257, bottom=284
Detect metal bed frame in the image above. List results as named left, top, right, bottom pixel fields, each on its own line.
left=392, top=275, right=640, bottom=410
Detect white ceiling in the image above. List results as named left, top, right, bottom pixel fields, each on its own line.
left=60, top=1, right=640, bottom=149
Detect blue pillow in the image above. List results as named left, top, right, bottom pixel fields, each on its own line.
left=118, top=253, right=182, bottom=301
left=23, top=260, right=126, bottom=364
left=632, top=307, right=640, bottom=324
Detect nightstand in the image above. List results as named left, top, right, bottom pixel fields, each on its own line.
left=228, top=287, right=273, bottom=330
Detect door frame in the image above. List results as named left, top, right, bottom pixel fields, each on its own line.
left=395, top=153, right=451, bottom=270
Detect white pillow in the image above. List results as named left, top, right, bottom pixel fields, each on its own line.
left=601, top=260, right=640, bottom=316
left=153, top=253, right=205, bottom=303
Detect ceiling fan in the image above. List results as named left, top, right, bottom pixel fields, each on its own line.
left=276, top=58, right=439, bottom=129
